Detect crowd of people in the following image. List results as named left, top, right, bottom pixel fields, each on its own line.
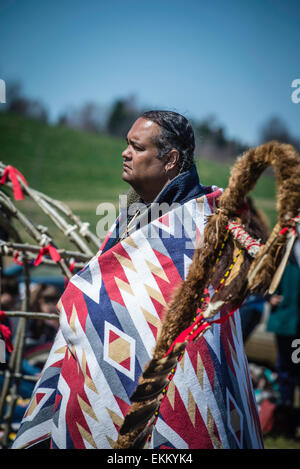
left=241, top=237, right=300, bottom=438
left=0, top=266, right=62, bottom=436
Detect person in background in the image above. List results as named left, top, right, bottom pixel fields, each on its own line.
left=266, top=238, right=300, bottom=434
left=0, top=273, right=20, bottom=351
left=1, top=274, right=20, bottom=312
left=26, top=283, right=60, bottom=348
left=0, top=274, right=40, bottom=425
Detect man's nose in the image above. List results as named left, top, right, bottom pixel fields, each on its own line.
left=122, top=146, right=131, bottom=159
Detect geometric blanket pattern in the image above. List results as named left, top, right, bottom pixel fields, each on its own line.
left=12, top=188, right=264, bottom=449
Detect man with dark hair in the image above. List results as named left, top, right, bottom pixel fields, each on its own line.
left=102, top=111, right=205, bottom=252
left=122, top=110, right=196, bottom=197
left=141, top=110, right=195, bottom=171
left=12, top=111, right=263, bottom=450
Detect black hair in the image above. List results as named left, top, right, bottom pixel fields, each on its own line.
left=1, top=274, right=19, bottom=296
left=141, top=110, right=195, bottom=173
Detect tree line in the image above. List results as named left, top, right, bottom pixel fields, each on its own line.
left=2, top=80, right=300, bottom=161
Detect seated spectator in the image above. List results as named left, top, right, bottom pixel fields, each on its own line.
left=265, top=240, right=300, bottom=436
left=26, top=283, right=60, bottom=347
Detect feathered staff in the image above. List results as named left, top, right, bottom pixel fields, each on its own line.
left=115, top=141, right=300, bottom=449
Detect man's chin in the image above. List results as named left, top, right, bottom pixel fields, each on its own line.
left=122, top=170, right=131, bottom=182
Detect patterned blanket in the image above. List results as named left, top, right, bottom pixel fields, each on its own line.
left=12, top=188, right=263, bottom=449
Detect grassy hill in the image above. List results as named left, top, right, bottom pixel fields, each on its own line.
left=0, top=111, right=277, bottom=247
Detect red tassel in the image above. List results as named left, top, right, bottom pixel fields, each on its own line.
left=13, top=250, right=23, bottom=266
left=164, top=306, right=240, bottom=358
left=47, top=244, right=61, bottom=262
left=164, top=310, right=205, bottom=357
left=279, top=227, right=289, bottom=236
left=34, top=244, right=61, bottom=266
left=69, top=261, right=76, bottom=273
left=0, top=165, right=28, bottom=200
left=0, top=324, right=14, bottom=353
left=0, top=310, right=6, bottom=320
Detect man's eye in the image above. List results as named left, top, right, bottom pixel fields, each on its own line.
left=134, top=145, right=144, bottom=151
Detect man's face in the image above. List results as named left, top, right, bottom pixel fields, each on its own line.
left=122, top=117, right=168, bottom=201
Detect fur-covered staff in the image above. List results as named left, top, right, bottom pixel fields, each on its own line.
left=115, top=141, right=300, bottom=449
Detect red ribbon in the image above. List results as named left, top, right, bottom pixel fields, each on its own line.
left=279, top=227, right=289, bottom=236
left=278, top=216, right=300, bottom=236
left=164, top=311, right=206, bottom=357
left=0, top=165, right=28, bottom=200
left=164, top=306, right=239, bottom=358
left=34, top=244, right=61, bottom=266
left=0, top=310, right=6, bottom=320
left=0, top=311, right=13, bottom=353
left=64, top=261, right=76, bottom=288
left=0, top=324, right=14, bottom=353
left=13, top=250, right=24, bottom=266
left=68, top=261, right=76, bottom=273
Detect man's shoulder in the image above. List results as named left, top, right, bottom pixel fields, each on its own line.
left=194, top=185, right=224, bottom=206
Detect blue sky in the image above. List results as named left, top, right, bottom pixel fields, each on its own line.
left=0, top=0, right=299, bottom=145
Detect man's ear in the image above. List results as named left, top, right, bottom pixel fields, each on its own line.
left=165, top=149, right=180, bottom=172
